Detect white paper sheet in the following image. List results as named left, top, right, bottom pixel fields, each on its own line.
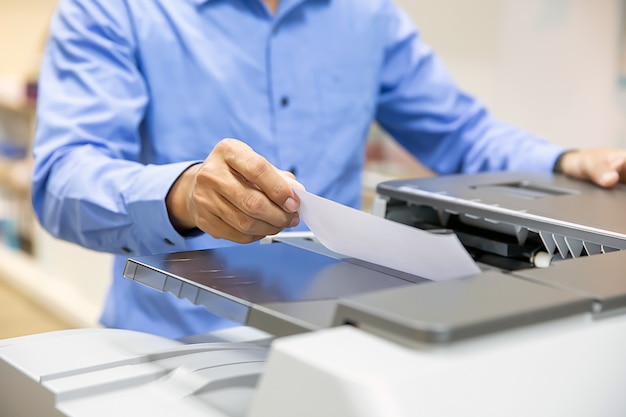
left=294, top=189, right=481, bottom=281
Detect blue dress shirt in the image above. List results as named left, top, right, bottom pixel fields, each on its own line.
left=32, top=0, right=565, bottom=338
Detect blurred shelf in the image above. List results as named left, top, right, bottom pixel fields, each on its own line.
left=0, top=270, right=75, bottom=339
left=0, top=99, right=35, bottom=115
left=0, top=157, right=31, bottom=196
left=0, top=244, right=94, bottom=330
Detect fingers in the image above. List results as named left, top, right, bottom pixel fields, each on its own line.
left=193, top=195, right=280, bottom=244
left=196, top=175, right=298, bottom=234
left=594, top=155, right=625, bottom=188
left=217, top=139, right=303, bottom=213
left=188, top=138, right=302, bottom=242
left=559, top=149, right=626, bottom=188
left=585, top=151, right=626, bottom=188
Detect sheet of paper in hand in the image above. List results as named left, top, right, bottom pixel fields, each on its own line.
left=294, top=189, right=480, bottom=281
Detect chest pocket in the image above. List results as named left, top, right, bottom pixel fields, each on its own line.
left=317, top=68, right=375, bottom=126
left=315, top=66, right=377, bottom=169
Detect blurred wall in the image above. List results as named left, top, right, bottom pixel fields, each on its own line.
left=3, top=0, right=622, bottom=149
left=397, top=0, right=624, bottom=150
left=0, top=0, right=58, bottom=76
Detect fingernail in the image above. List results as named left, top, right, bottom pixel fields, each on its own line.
left=600, top=171, right=618, bottom=185
left=289, top=216, right=300, bottom=228
left=284, top=197, right=298, bottom=213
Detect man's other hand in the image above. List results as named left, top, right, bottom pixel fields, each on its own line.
left=557, top=148, right=626, bottom=188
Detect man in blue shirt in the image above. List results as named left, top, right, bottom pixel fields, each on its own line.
left=33, top=0, right=626, bottom=339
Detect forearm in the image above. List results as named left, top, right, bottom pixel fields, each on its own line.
left=452, top=115, right=566, bottom=174
left=33, top=146, right=197, bottom=256
left=375, top=7, right=565, bottom=175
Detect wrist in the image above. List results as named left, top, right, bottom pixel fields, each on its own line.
left=166, top=164, right=199, bottom=232
left=553, top=150, right=577, bottom=174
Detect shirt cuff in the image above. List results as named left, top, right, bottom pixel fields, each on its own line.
left=552, top=149, right=576, bottom=173
left=124, top=161, right=202, bottom=255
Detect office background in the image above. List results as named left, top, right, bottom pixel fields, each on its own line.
left=0, top=0, right=624, bottom=338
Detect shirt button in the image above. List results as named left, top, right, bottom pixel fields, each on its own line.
left=289, top=167, right=297, bottom=176
left=280, top=96, right=289, bottom=107
left=121, top=247, right=132, bottom=254
left=272, top=25, right=279, bottom=35
left=164, top=238, right=175, bottom=246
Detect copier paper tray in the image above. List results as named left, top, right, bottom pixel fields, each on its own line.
left=123, top=242, right=427, bottom=337
left=125, top=239, right=600, bottom=345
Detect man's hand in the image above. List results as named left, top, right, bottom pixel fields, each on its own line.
left=166, top=138, right=304, bottom=243
left=557, top=148, right=626, bottom=188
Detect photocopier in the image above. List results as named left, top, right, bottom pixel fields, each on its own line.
left=2, top=172, right=626, bottom=417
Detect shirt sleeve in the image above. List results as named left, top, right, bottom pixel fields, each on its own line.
left=32, top=0, right=195, bottom=256
left=375, top=3, right=565, bottom=175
